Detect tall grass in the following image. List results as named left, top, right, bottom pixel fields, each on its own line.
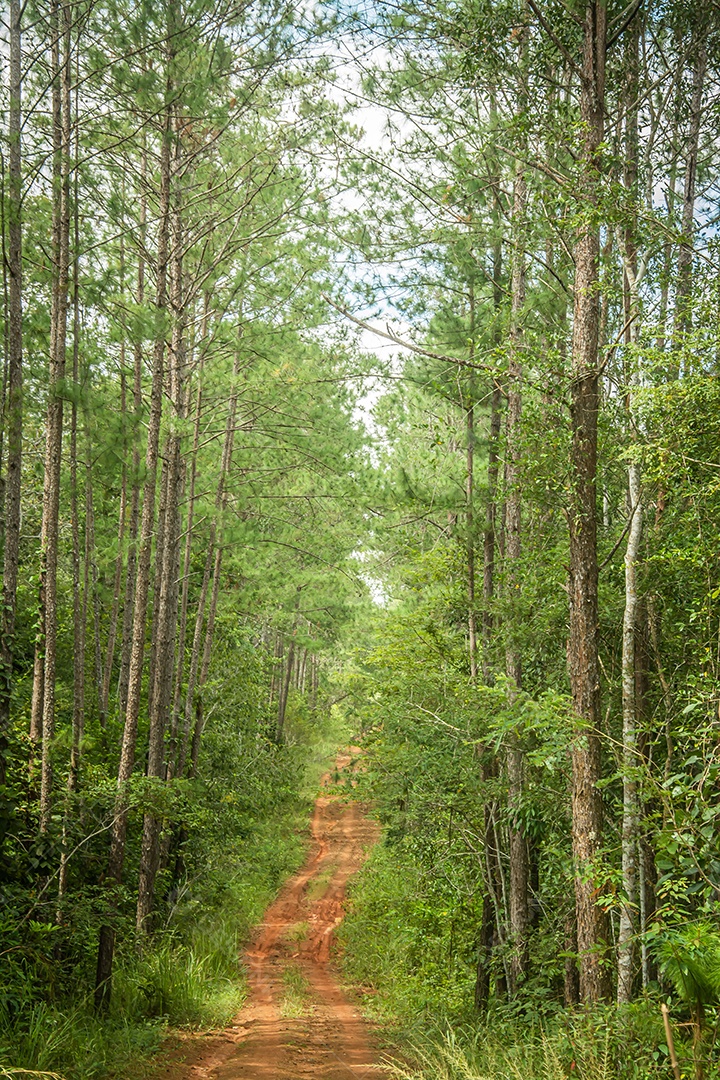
left=385, top=1028, right=610, bottom=1080
left=0, top=1000, right=165, bottom=1080
left=383, top=1013, right=676, bottom=1080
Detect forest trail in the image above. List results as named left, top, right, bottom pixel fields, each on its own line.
left=158, top=750, right=387, bottom=1080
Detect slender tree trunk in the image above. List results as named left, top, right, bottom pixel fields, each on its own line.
left=567, top=0, right=611, bottom=1004
left=170, top=338, right=206, bottom=771
left=277, top=634, right=295, bottom=743
left=277, top=588, right=302, bottom=744
left=617, top=460, right=642, bottom=1002
left=189, top=545, right=222, bottom=776
left=95, top=98, right=172, bottom=1011
left=0, top=0, right=24, bottom=783
left=38, top=0, right=72, bottom=830
left=137, top=152, right=186, bottom=934
left=87, top=461, right=104, bottom=720
left=482, top=228, right=503, bottom=683
left=117, top=147, right=147, bottom=719
left=657, top=49, right=682, bottom=357
left=476, top=756, right=500, bottom=1011
left=673, top=40, right=706, bottom=351
left=270, top=633, right=282, bottom=707
left=310, top=655, right=318, bottom=710
left=505, top=159, right=528, bottom=994
left=101, top=370, right=128, bottom=725
left=59, top=140, right=83, bottom=905
left=177, top=527, right=214, bottom=778
left=617, top=22, right=643, bottom=1005
left=147, top=457, right=170, bottom=725
left=183, top=352, right=240, bottom=777
left=467, top=284, right=478, bottom=681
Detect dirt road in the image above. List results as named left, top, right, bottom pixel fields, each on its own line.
left=160, top=751, right=386, bottom=1080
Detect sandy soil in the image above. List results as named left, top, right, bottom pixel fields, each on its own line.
left=154, top=750, right=387, bottom=1080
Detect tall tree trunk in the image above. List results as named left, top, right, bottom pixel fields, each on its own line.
left=617, top=21, right=643, bottom=1006
left=657, top=46, right=682, bottom=357
left=189, top=545, right=222, bottom=777
left=137, top=152, right=186, bottom=935
left=177, top=527, right=214, bottom=779
left=117, top=147, right=147, bottom=719
left=617, top=459, right=642, bottom=1003
left=58, top=139, right=84, bottom=905
left=0, top=0, right=24, bottom=783
left=567, top=0, right=611, bottom=1004
left=467, top=283, right=478, bottom=681
left=673, top=40, right=706, bottom=351
left=170, top=297, right=209, bottom=772
left=182, top=353, right=240, bottom=778
left=310, top=655, right=318, bottom=710
left=101, top=373, right=128, bottom=726
left=87, top=462, right=103, bottom=721
left=482, top=228, right=503, bottom=683
left=276, top=635, right=295, bottom=743
left=95, top=98, right=172, bottom=1012
left=38, top=0, right=72, bottom=830
left=146, top=457, right=170, bottom=724
left=505, top=159, right=528, bottom=994
left=476, top=756, right=502, bottom=1010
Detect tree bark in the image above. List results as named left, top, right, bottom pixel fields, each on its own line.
left=177, top=527, right=214, bottom=779
left=467, top=282, right=478, bottom=681
left=0, top=0, right=24, bottom=784
left=505, top=159, right=528, bottom=994
left=101, top=369, right=128, bottom=726
left=310, top=655, right=318, bottom=710
left=137, top=144, right=186, bottom=934
left=117, top=146, right=147, bottom=720
left=567, top=0, right=611, bottom=1005
left=95, top=96, right=172, bottom=1011
left=189, top=545, right=222, bottom=776
left=617, top=21, right=643, bottom=1005
left=481, top=228, right=503, bottom=684
left=59, top=138, right=84, bottom=905
left=38, top=0, right=72, bottom=830
left=170, top=341, right=205, bottom=772
left=673, top=40, right=706, bottom=350
left=183, top=352, right=240, bottom=778
left=476, top=756, right=501, bottom=1010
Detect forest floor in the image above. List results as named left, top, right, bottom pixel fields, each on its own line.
left=147, top=749, right=388, bottom=1080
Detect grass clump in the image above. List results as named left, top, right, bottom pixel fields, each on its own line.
left=306, top=865, right=335, bottom=903
left=280, top=963, right=313, bottom=1019
left=383, top=1011, right=676, bottom=1080
left=0, top=1001, right=165, bottom=1080
left=284, top=921, right=309, bottom=943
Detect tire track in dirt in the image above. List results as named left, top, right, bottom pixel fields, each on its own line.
left=161, top=750, right=386, bottom=1080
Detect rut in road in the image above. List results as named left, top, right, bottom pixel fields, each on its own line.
left=176, top=751, right=387, bottom=1080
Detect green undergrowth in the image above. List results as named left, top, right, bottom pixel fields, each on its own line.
left=338, top=838, right=708, bottom=1080
left=0, top=702, right=350, bottom=1080
left=337, top=840, right=479, bottom=1037
left=0, top=809, right=306, bottom=1078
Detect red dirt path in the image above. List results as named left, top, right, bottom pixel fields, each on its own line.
left=154, top=750, right=387, bottom=1080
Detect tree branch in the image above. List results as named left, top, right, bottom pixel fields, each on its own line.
left=322, top=295, right=492, bottom=373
